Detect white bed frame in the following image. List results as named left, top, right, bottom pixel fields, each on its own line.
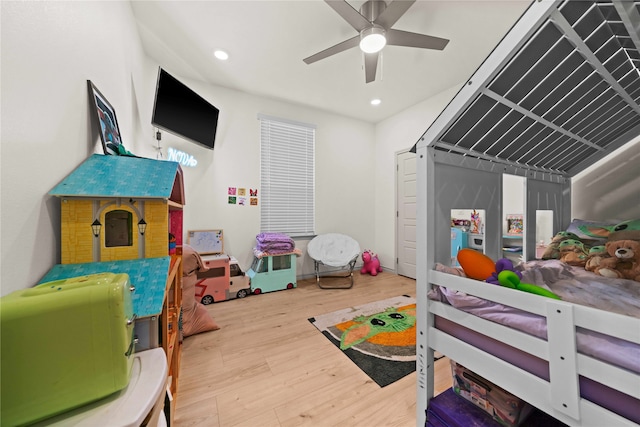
left=415, top=1, right=640, bottom=425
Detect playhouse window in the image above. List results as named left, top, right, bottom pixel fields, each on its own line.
left=105, top=210, right=133, bottom=247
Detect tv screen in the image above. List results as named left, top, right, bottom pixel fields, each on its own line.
left=152, top=68, right=219, bottom=149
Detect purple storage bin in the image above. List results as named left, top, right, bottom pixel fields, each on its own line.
left=427, top=389, right=568, bottom=427
left=428, top=389, right=501, bottom=427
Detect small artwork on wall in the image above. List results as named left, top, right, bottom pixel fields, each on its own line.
left=88, top=80, right=123, bottom=155
left=227, top=186, right=258, bottom=206
left=507, top=214, right=524, bottom=235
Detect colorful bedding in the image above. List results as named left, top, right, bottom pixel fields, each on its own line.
left=430, top=260, right=640, bottom=374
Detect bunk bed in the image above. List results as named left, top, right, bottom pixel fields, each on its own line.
left=415, top=1, right=640, bottom=426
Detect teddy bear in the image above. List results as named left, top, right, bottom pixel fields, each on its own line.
left=541, top=231, right=581, bottom=259
left=594, top=240, right=640, bottom=282
left=585, top=245, right=608, bottom=272
left=361, top=250, right=382, bottom=276
left=558, top=239, right=589, bottom=267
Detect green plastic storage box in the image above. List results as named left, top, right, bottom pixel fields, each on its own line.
left=1, top=272, right=136, bottom=426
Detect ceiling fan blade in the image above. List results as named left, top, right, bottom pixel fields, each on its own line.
left=325, top=0, right=371, bottom=32
left=374, top=0, right=415, bottom=29
left=303, top=35, right=360, bottom=64
left=364, top=52, right=379, bottom=83
left=386, top=28, right=449, bottom=50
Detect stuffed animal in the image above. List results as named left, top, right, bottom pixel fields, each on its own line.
left=498, top=270, right=562, bottom=299
left=486, top=258, right=521, bottom=285
left=361, top=250, right=382, bottom=276
left=585, top=245, right=608, bottom=272
left=594, top=240, right=640, bottom=282
left=457, top=248, right=495, bottom=280
left=558, top=239, right=589, bottom=267
left=541, top=231, right=581, bottom=259
left=498, top=270, right=561, bottom=299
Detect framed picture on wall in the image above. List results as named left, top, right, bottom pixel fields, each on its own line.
left=507, top=214, right=524, bottom=235
left=187, top=229, right=224, bottom=255
left=88, top=80, right=122, bottom=155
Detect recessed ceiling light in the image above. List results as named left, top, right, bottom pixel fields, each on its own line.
left=371, top=99, right=381, bottom=106
left=214, top=50, right=229, bottom=60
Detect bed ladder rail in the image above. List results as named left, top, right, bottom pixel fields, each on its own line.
left=546, top=300, right=580, bottom=420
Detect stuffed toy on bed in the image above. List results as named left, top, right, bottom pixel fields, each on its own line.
left=455, top=249, right=561, bottom=299
left=594, top=240, right=640, bottom=282
left=558, top=239, right=589, bottom=267
left=585, top=245, right=608, bottom=272
left=541, top=231, right=581, bottom=259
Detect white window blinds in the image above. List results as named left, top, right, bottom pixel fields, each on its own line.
left=259, top=115, right=315, bottom=236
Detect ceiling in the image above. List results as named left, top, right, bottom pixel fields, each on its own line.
left=131, top=0, right=532, bottom=123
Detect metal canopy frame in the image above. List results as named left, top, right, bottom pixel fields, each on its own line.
left=416, top=0, right=640, bottom=179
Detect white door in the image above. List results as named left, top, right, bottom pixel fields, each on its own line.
left=396, top=151, right=416, bottom=279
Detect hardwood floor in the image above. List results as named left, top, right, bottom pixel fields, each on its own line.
left=174, top=272, right=451, bottom=427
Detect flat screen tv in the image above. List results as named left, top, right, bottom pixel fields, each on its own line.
left=152, top=68, right=219, bottom=150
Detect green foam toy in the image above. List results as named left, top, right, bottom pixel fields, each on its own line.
left=498, top=270, right=561, bottom=300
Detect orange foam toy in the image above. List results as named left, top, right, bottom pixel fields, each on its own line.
left=457, top=248, right=496, bottom=280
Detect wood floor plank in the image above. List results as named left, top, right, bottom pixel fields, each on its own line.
left=174, top=272, right=451, bottom=427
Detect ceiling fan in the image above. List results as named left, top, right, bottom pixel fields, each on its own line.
left=304, top=0, right=450, bottom=83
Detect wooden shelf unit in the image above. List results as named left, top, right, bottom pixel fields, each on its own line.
left=164, top=248, right=183, bottom=402
left=502, top=234, right=523, bottom=262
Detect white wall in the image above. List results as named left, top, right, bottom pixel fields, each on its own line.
left=0, top=1, right=375, bottom=295
left=147, top=74, right=376, bottom=274
left=373, top=85, right=461, bottom=270
left=571, top=135, right=640, bottom=222
left=1, top=1, right=147, bottom=296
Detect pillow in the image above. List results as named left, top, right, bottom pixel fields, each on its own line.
left=182, top=274, right=220, bottom=336
left=566, top=218, right=618, bottom=242
left=182, top=244, right=207, bottom=276
left=181, top=245, right=220, bottom=337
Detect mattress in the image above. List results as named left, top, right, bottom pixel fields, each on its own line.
left=429, top=260, right=640, bottom=423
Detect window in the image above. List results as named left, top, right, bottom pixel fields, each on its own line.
left=272, top=255, right=291, bottom=271
left=199, top=267, right=226, bottom=279
left=259, top=115, right=315, bottom=236
left=105, top=210, right=132, bottom=247
left=251, top=257, right=268, bottom=273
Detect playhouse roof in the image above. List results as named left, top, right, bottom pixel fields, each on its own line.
left=49, top=154, right=185, bottom=205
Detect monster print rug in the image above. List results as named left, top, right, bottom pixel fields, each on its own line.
left=308, top=295, right=416, bottom=387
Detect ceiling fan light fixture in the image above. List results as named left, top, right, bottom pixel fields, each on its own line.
left=359, top=26, right=386, bottom=53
